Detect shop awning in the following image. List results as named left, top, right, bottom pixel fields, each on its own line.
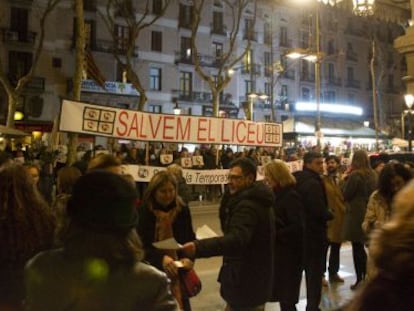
left=283, top=117, right=388, bottom=139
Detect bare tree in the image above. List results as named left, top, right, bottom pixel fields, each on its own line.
left=99, top=0, right=171, bottom=111
left=190, top=0, right=257, bottom=117
left=0, top=0, right=61, bottom=128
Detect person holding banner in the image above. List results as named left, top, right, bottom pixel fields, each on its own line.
left=137, top=171, right=196, bottom=311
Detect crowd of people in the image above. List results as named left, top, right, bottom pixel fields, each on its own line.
left=1, top=142, right=414, bottom=311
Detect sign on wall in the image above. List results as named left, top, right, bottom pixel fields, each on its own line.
left=59, top=100, right=282, bottom=147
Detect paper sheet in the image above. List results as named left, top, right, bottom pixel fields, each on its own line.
left=152, top=237, right=182, bottom=250
left=196, top=224, right=219, bottom=239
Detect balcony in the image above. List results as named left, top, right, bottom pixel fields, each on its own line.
left=282, top=69, right=295, bottom=80
left=93, top=39, right=138, bottom=57
left=172, top=90, right=213, bottom=103
left=8, top=0, right=33, bottom=5
left=175, top=51, right=222, bottom=67
left=240, top=64, right=261, bottom=75
left=300, top=72, right=315, bottom=82
left=243, top=30, right=257, bottom=42
left=346, top=79, right=361, bottom=89
left=8, top=74, right=45, bottom=91
left=210, top=24, right=227, bottom=36
left=324, top=77, right=342, bottom=87
left=1, top=28, right=36, bottom=45
left=279, top=39, right=292, bottom=48
left=346, top=49, right=358, bottom=62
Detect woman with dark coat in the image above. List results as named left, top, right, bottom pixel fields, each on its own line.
left=137, top=171, right=196, bottom=311
left=264, top=160, right=305, bottom=311
left=342, top=150, right=377, bottom=290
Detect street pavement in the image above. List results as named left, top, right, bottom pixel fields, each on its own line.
left=189, top=201, right=357, bottom=311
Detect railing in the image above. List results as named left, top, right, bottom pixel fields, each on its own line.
left=346, top=50, right=358, bottom=62
left=324, top=77, right=342, bottom=86
left=300, top=72, right=315, bottom=82
left=171, top=90, right=213, bottom=103
left=175, top=52, right=222, bottom=67
left=1, top=28, right=36, bottom=44
left=210, top=24, right=227, bottom=36
left=346, top=79, right=361, bottom=89
left=240, top=64, right=261, bottom=75
left=8, top=74, right=45, bottom=91
left=93, top=39, right=138, bottom=56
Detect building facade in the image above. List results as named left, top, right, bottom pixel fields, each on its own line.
left=0, top=0, right=409, bottom=146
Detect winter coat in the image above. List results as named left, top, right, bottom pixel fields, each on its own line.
left=137, top=203, right=196, bottom=271
left=195, top=182, right=275, bottom=308
left=24, top=249, right=177, bottom=311
left=342, top=170, right=377, bottom=242
left=362, top=190, right=391, bottom=237
left=270, top=186, right=304, bottom=305
left=293, top=168, right=332, bottom=240
left=323, top=175, right=346, bottom=243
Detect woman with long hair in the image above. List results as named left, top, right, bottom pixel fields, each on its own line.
left=343, top=179, right=414, bottom=310
left=137, top=171, right=196, bottom=311
left=0, top=164, right=55, bottom=310
left=25, top=171, right=177, bottom=310
left=263, top=160, right=304, bottom=311
left=342, top=150, right=377, bottom=290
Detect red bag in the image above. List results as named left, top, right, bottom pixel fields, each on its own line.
left=179, top=268, right=202, bottom=297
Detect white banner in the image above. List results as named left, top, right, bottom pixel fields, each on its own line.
left=120, top=160, right=303, bottom=184
left=59, top=100, right=282, bottom=147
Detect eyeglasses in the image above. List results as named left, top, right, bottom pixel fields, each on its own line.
left=227, top=174, right=245, bottom=181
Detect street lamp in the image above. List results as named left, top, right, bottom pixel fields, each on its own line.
left=404, top=93, right=414, bottom=151
left=247, top=92, right=268, bottom=121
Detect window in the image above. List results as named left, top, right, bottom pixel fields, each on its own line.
left=212, top=11, right=224, bottom=34
left=212, top=42, right=223, bottom=60
left=327, top=39, right=335, bottom=55
left=179, top=4, right=193, bottom=28
left=9, top=51, right=32, bottom=83
left=245, top=80, right=254, bottom=95
left=264, top=52, right=271, bottom=77
left=264, top=22, right=271, bottom=45
left=150, top=67, right=162, bottom=91
left=244, top=19, right=255, bottom=40
left=280, top=26, right=288, bottom=46
left=300, top=31, right=309, bottom=49
left=324, top=91, right=336, bottom=103
left=347, top=67, right=354, bottom=81
left=153, top=0, right=163, bottom=15
left=264, top=82, right=271, bottom=97
left=180, top=37, right=192, bottom=60
left=149, top=104, right=162, bottom=113
left=11, top=7, right=28, bottom=32
left=264, top=115, right=271, bottom=122
left=73, top=19, right=95, bottom=48
left=243, top=49, right=253, bottom=73
left=280, top=85, right=288, bottom=98
left=387, top=74, right=394, bottom=90
left=151, top=31, right=162, bottom=52
left=328, top=63, right=335, bottom=80
left=302, top=87, right=310, bottom=101
left=179, top=71, right=192, bottom=97
left=348, top=93, right=355, bottom=104
left=115, top=24, right=129, bottom=52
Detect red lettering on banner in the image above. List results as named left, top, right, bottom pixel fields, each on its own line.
left=197, top=118, right=207, bottom=141
left=149, top=114, right=162, bottom=138
left=207, top=119, right=215, bottom=142
left=138, top=114, right=147, bottom=138
left=127, top=113, right=139, bottom=137
left=256, top=124, right=264, bottom=144
left=162, top=116, right=174, bottom=140
left=177, top=117, right=191, bottom=140
left=247, top=123, right=255, bottom=143
left=116, top=111, right=128, bottom=136
left=236, top=121, right=246, bottom=143
left=221, top=119, right=230, bottom=142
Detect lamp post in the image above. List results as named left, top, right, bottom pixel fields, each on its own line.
left=247, top=92, right=268, bottom=121
left=404, top=94, right=414, bottom=152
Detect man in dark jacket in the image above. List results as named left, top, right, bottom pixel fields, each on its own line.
left=181, top=157, right=275, bottom=311
left=293, top=151, right=333, bottom=311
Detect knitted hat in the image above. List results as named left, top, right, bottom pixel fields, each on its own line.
left=67, top=171, right=138, bottom=231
